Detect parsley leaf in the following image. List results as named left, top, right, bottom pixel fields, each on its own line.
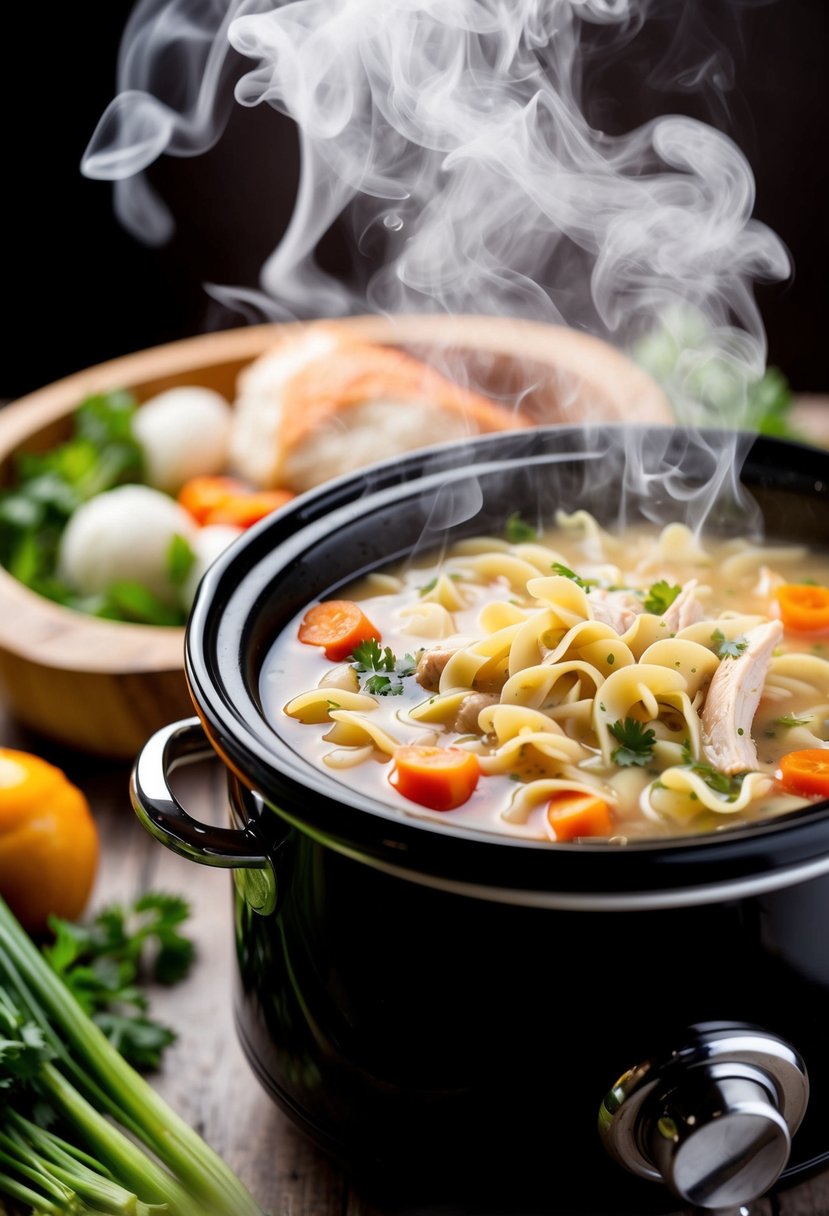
left=351, top=639, right=416, bottom=696
left=166, top=533, right=196, bottom=587
left=43, top=892, right=195, bottom=1071
left=0, top=991, right=54, bottom=1090
left=505, top=512, right=537, bottom=543
left=609, top=718, right=656, bottom=766
left=551, top=562, right=596, bottom=591
left=691, top=761, right=748, bottom=800
left=775, top=714, right=812, bottom=729
left=644, top=580, right=681, bottom=615
left=711, top=628, right=749, bottom=660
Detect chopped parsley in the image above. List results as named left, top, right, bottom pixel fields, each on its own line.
left=418, top=572, right=461, bottom=596
left=609, top=718, right=656, bottom=767
left=680, top=745, right=749, bottom=800
left=711, top=628, right=748, bottom=660
left=643, top=580, right=681, bottom=615
left=775, top=714, right=812, bottom=729
left=351, top=638, right=416, bottom=696
left=166, top=533, right=196, bottom=587
left=551, top=562, right=596, bottom=591
left=505, top=512, right=537, bottom=543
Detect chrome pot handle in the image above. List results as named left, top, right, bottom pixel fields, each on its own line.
left=130, top=716, right=268, bottom=868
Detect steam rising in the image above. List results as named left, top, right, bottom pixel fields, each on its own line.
left=83, top=0, right=791, bottom=530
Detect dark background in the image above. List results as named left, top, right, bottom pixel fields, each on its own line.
left=2, top=0, right=826, bottom=401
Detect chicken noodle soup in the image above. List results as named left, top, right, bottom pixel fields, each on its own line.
left=261, top=512, right=829, bottom=841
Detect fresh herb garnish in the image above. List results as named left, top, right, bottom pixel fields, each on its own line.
left=0, top=894, right=263, bottom=1216
left=551, top=562, right=596, bottom=591
left=775, top=714, right=812, bottom=729
left=711, top=628, right=749, bottom=660
left=679, top=744, right=749, bottom=799
left=0, top=391, right=145, bottom=612
left=43, top=892, right=195, bottom=1071
left=505, top=512, right=537, bottom=543
left=351, top=638, right=416, bottom=696
left=418, top=572, right=461, bottom=596
left=166, top=533, right=196, bottom=587
left=609, top=718, right=656, bottom=767
left=644, top=580, right=681, bottom=615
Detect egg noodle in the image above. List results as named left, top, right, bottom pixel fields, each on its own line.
left=262, top=512, right=829, bottom=842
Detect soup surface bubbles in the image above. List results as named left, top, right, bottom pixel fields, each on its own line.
left=261, top=511, right=829, bottom=842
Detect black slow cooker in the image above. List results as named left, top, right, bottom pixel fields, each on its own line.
left=131, top=426, right=829, bottom=1214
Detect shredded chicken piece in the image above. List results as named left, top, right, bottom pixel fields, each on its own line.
left=450, top=693, right=499, bottom=734
left=587, top=589, right=644, bottom=634
left=701, top=619, right=784, bottom=773
left=415, top=645, right=460, bottom=691
left=662, top=579, right=705, bottom=632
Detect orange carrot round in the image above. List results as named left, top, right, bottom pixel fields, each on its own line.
left=778, top=749, right=829, bottom=799
left=546, top=791, right=614, bottom=841
left=178, top=475, right=249, bottom=525
left=389, top=745, right=480, bottom=811
left=775, top=584, right=829, bottom=634
left=298, top=600, right=380, bottom=661
left=205, top=489, right=294, bottom=529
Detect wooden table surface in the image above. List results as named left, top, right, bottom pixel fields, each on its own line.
left=2, top=396, right=828, bottom=1216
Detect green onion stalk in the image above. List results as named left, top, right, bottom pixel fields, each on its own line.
left=0, top=896, right=264, bottom=1216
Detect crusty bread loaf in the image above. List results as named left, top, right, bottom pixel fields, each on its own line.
left=229, top=324, right=527, bottom=491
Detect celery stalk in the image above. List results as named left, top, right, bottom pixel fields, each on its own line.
left=0, top=896, right=264, bottom=1216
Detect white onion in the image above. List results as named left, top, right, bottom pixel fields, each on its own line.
left=58, top=485, right=196, bottom=604
left=180, top=525, right=243, bottom=611
left=133, top=387, right=233, bottom=494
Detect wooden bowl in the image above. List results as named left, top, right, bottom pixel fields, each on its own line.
left=0, top=315, right=671, bottom=758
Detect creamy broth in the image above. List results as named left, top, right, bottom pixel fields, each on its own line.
left=261, top=512, right=829, bottom=841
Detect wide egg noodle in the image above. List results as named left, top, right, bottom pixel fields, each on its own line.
left=323, top=709, right=400, bottom=755
left=417, top=572, right=469, bottom=612
left=501, top=660, right=605, bottom=714
left=767, top=654, right=829, bottom=698
left=652, top=523, right=712, bottom=567
left=398, top=601, right=456, bottom=638
left=644, top=768, right=774, bottom=826
left=553, top=508, right=621, bottom=560
left=639, top=638, right=720, bottom=698
left=284, top=687, right=380, bottom=724
left=408, top=691, right=472, bottom=725
left=461, top=553, right=553, bottom=592
left=718, top=544, right=807, bottom=579
left=439, top=623, right=522, bottom=692
left=503, top=774, right=617, bottom=827
left=593, top=664, right=698, bottom=763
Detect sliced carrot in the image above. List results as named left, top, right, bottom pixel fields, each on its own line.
left=204, top=489, right=295, bottom=529
left=546, top=791, right=614, bottom=841
left=178, top=476, right=249, bottom=525
left=775, top=584, right=829, bottom=634
left=777, top=749, right=829, bottom=799
left=297, top=600, right=380, bottom=661
left=389, top=745, right=480, bottom=811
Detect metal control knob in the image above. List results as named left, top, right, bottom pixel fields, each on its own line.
left=599, top=1023, right=809, bottom=1211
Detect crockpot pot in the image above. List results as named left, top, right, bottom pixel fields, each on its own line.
left=131, top=426, right=829, bottom=1214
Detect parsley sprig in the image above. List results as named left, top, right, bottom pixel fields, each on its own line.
left=644, top=580, right=681, bottom=614
left=775, top=714, right=812, bottom=729
left=711, top=628, right=749, bottom=660
left=43, top=892, right=195, bottom=1071
left=680, top=744, right=749, bottom=800
left=505, top=512, right=537, bottom=543
left=551, top=562, right=597, bottom=591
left=609, top=717, right=656, bottom=767
left=351, top=638, right=416, bottom=696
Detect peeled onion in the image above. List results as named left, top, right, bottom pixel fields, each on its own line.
left=132, top=387, right=233, bottom=494
left=58, top=485, right=196, bottom=604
